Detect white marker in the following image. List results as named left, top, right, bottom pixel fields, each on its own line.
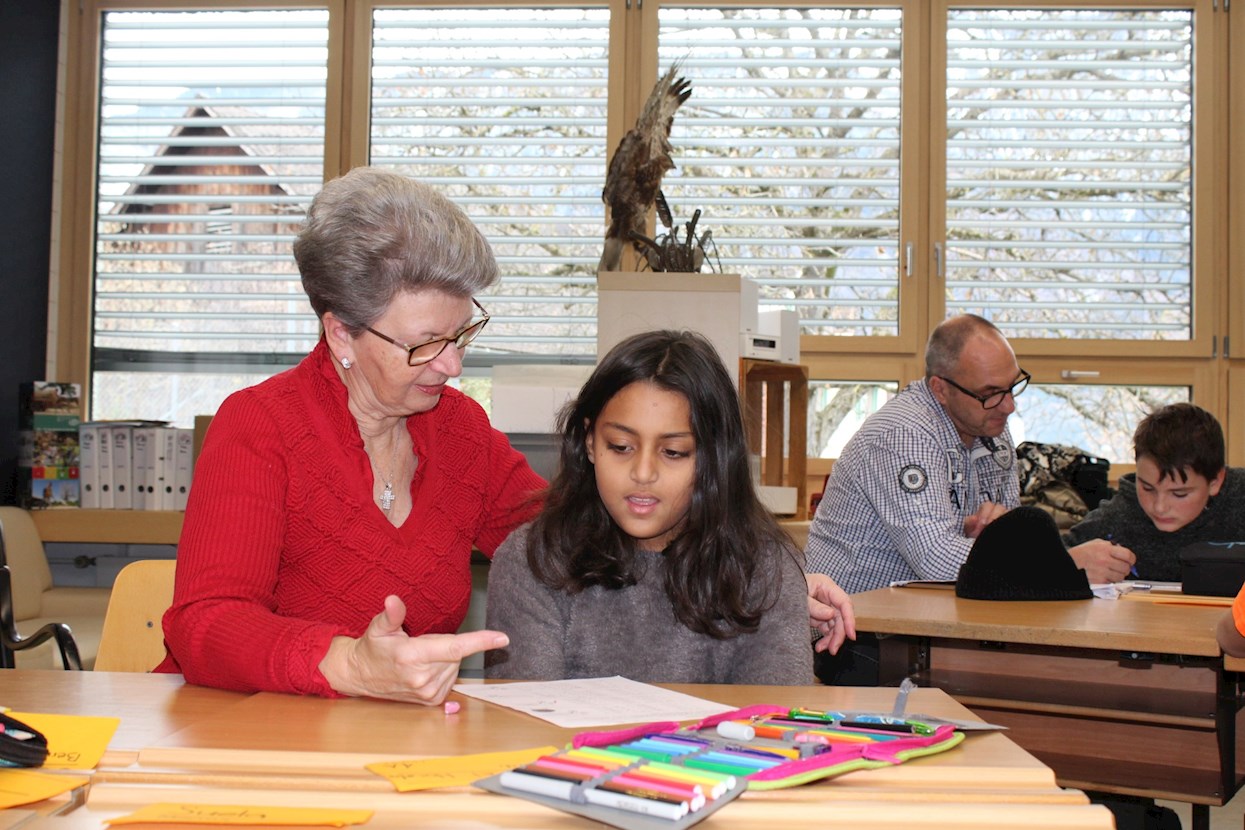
left=716, top=720, right=756, bottom=741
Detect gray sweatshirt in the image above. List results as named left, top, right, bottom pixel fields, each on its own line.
left=484, top=524, right=814, bottom=685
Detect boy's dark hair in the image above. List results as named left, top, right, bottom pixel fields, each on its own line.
left=1133, top=402, right=1225, bottom=483
left=529, top=329, right=797, bottom=639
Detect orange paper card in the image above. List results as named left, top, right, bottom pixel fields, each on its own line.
left=7, top=710, right=121, bottom=769
left=106, top=804, right=373, bottom=827
left=367, top=745, right=559, bottom=792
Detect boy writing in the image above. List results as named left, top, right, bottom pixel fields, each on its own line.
left=1065, top=403, right=1244, bottom=582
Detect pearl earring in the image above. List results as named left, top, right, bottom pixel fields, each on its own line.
left=341, top=357, right=352, bottom=369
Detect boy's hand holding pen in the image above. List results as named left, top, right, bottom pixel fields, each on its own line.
left=1106, top=533, right=1140, bottom=580
left=1068, top=534, right=1136, bottom=583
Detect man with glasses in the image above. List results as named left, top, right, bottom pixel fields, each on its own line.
left=805, top=315, right=1129, bottom=684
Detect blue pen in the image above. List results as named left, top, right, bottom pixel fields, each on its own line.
left=1107, top=534, right=1139, bottom=579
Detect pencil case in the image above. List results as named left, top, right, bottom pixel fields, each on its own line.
left=1179, top=541, right=1245, bottom=597
left=474, top=704, right=964, bottom=830
left=0, top=712, right=49, bottom=768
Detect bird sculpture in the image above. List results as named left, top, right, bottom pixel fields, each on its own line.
left=597, top=64, right=692, bottom=274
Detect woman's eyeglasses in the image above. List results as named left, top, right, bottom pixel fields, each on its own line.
left=937, top=370, right=1030, bottom=410
left=365, top=299, right=490, bottom=367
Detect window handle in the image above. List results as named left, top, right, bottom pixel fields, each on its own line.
left=934, top=243, right=945, bottom=279
left=1060, top=370, right=1100, bottom=380
left=904, top=242, right=914, bottom=277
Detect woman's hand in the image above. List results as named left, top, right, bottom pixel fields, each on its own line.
left=319, top=595, right=509, bottom=704
left=806, top=572, right=857, bottom=655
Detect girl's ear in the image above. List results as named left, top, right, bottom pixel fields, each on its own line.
left=584, top=419, right=596, bottom=464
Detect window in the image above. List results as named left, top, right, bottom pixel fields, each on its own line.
left=942, top=9, right=1194, bottom=342
left=90, top=7, right=328, bottom=423
left=1017, top=382, right=1189, bottom=460
left=54, top=1, right=1230, bottom=470
left=808, top=380, right=898, bottom=458
left=658, top=7, right=909, bottom=341
left=368, top=7, right=610, bottom=362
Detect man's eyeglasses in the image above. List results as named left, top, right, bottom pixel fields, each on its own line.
left=366, top=298, right=490, bottom=367
left=938, top=370, right=1030, bottom=410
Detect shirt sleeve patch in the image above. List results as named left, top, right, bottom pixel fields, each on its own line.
left=899, top=464, right=928, bottom=493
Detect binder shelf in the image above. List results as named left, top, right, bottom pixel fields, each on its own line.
left=31, top=509, right=183, bottom=545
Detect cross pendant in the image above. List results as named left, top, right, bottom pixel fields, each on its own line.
left=380, top=483, right=395, bottom=512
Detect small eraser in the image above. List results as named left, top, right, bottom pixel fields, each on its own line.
left=716, top=721, right=754, bottom=741
left=444, top=701, right=461, bottom=715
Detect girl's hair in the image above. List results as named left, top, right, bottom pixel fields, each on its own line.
left=294, top=167, right=497, bottom=332
left=529, top=329, right=799, bottom=638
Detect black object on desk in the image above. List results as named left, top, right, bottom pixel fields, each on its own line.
left=1179, top=541, right=1245, bottom=597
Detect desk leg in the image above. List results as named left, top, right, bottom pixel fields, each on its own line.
left=1191, top=803, right=1208, bottom=830
left=1211, top=666, right=1241, bottom=830
left=876, top=634, right=927, bottom=686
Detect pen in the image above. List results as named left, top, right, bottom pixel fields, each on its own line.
left=1107, top=533, right=1139, bottom=579
left=499, top=770, right=690, bottom=821
left=839, top=719, right=938, bottom=737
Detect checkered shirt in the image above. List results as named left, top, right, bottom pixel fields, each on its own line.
left=805, top=380, right=1020, bottom=593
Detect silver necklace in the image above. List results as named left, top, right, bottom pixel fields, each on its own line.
left=373, top=435, right=402, bottom=513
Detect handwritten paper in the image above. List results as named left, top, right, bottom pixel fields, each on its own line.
left=6, top=711, right=120, bottom=769
left=367, top=746, right=558, bottom=792
left=106, top=804, right=373, bottom=827
left=0, top=768, right=89, bottom=809
left=452, top=676, right=731, bottom=727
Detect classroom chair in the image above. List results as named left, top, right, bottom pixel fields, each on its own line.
left=95, top=559, right=175, bottom=672
left=0, top=506, right=110, bottom=670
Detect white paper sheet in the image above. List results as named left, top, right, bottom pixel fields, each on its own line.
left=451, top=676, right=733, bottom=728
left=1090, top=579, right=1183, bottom=599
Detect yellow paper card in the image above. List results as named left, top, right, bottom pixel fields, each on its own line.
left=366, top=745, right=559, bottom=792
left=0, top=768, right=89, bottom=809
left=7, top=711, right=121, bottom=769
left=106, top=804, right=373, bottom=827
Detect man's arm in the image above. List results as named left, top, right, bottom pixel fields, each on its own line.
left=856, top=442, right=976, bottom=581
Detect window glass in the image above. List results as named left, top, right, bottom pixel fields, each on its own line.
left=659, top=7, right=905, bottom=337
left=369, top=7, right=610, bottom=362
left=1015, top=383, right=1189, bottom=461
left=808, top=380, right=899, bottom=457
left=92, top=8, right=328, bottom=423
left=944, top=9, right=1193, bottom=340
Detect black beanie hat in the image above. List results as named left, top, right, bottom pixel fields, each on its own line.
left=955, top=506, right=1093, bottom=601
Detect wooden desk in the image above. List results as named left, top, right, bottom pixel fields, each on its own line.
left=4, top=670, right=1114, bottom=829
left=852, top=585, right=1241, bottom=830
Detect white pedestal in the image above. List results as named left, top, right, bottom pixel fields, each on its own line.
left=596, top=272, right=758, bottom=370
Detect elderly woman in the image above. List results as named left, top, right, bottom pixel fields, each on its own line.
left=157, top=167, right=545, bottom=703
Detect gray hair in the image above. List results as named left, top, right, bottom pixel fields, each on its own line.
left=294, top=167, right=498, bottom=330
left=924, top=314, right=1004, bottom=378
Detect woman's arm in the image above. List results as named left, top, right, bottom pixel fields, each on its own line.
left=162, top=393, right=348, bottom=695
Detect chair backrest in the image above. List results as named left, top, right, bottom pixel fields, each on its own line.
left=0, top=506, right=53, bottom=621
left=95, top=559, right=175, bottom=672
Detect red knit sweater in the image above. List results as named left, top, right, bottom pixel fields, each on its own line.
left=156, top=339, right=545, bottom=695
